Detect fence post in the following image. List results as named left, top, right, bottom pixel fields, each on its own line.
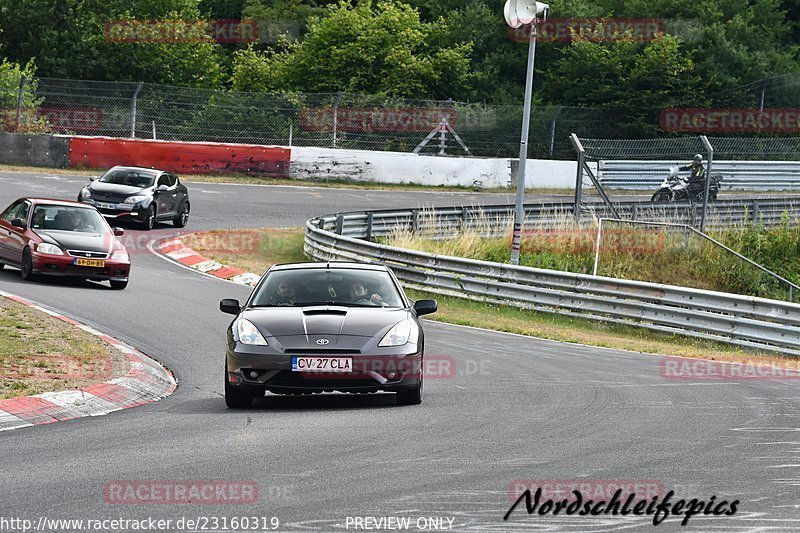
left=332, top=92, right=343, bottom=148
left=700, top=135, right=714, bottom=232
left=570, top=133, right=584, bottom=223
left=548, top=106, right=563, bottom=158
left=15, top=76, right=25, bottom=132
left=130, top=81, right=143, bottom=138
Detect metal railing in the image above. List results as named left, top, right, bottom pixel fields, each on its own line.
left=305, top=203, right=800, bottom=356
left=598, top=160, right=800, bottom=190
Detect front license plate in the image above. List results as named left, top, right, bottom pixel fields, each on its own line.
left=292, top=357, right=352, bottom=373
left=74, top=258, right=105, bottom=268
left=96, top=202, right=116, bottom=209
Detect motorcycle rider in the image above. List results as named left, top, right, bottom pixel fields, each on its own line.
left=679, top=154, right=706, bottom=199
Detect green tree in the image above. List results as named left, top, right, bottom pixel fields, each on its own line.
left=231, top=0, right=475, bottom=99
left=0, top=0, right=225, bottom=87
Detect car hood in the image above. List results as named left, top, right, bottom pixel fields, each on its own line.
left=89, top=181, right=149, bottom=196
left=35, top=230, right=114, bottom=253
left=240, top=306, right=410, bottom=338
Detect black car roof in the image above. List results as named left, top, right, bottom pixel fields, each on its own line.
left=269, top=262, right=389, bottom=272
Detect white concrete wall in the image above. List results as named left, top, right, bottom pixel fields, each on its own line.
left=290, top=146, right=591, bottom=189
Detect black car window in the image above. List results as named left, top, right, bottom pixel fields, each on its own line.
left=251, top=268, right=405, bottom=307
left=166, top=174, right=177, bottom=186
left=157, top=174, right=171, bottom=187
left=99, top=169, right=156, bottom=188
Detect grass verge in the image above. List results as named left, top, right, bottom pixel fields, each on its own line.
left=0, top=298, right=130, bottom=399
left=177, top=227, right=794, bottom=367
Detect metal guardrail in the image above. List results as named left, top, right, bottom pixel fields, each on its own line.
left=599, top=160, right=800, bottom=190
left=305, top=202, right=800, bottom=356
left=318, top=198, right=800, bottom=240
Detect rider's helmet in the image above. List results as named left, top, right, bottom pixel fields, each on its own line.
left=692, top=154, right=702, bottom=164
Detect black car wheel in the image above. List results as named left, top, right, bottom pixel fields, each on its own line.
left=142, top=205, right=156, bottom=230
left=396, top=372, right=422, bottom=406
left=173, top=202, right=189, bottom=228
left=110, top=280, right=128, bottom=290
left=20, top=247, right=34, bottom=281
left=225, top=365, right=254, bottom=409
left=651, top=190, right=671, bottom=203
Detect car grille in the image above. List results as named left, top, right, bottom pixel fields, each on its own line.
left=283, top=349, right=362, bottom=354
left=67, top=250, right=108, bottom=259
left=92, top=194, right=128, bottom=203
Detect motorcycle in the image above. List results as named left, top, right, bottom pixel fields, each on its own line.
left=651, top=166, right=722, bottom=203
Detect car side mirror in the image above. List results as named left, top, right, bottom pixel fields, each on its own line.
left=10, top=218, right=26, bottom=229
left=413, top=299, right=437, bottom=316
left=89, top=176, right=99, bottom=182
left=220, top=298, right=241, bottom=315
left=113, top=227, right=124, bottom=236
left=156, top=184, right=169, bottom=192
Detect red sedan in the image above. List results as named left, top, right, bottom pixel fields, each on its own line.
left=0, top=198, right=131, bottom=289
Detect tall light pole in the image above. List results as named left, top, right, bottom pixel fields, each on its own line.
left=504, top=0, right=549, bottom=265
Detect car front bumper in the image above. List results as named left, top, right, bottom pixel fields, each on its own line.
left=226, top=348, right=423, bottom=395
left=32, top=251, right=130, bottom=281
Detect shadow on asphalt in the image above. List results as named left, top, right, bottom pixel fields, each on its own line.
left=0, top=268, right=117, bottom=291
left=251, top=391, right=402, bottom=411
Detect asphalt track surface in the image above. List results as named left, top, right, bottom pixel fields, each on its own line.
left=2, top=171, right=800, bottom=532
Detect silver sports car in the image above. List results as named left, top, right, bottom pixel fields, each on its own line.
left=220, top=262, right=438, bottom=408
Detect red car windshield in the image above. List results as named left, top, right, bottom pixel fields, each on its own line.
left=32, top=205, right=109, bottom=234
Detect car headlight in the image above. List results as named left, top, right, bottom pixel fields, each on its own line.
left=378, top=319, right=416, bottom=347
left=124, top=195, right=148, bottom=204
left=110, top=249, right=129, bottom=262
left=80, top=188, right=91, bottom=199
left=36, top=243, right=63, bottom=255
left=236, top=319, right=268, bottom=346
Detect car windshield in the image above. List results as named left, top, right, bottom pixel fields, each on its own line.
left=250, top=268, right=405, bottom=308
left=31, top=205, right=109, bottom=234
left=99, top=168, right=156, bottom=188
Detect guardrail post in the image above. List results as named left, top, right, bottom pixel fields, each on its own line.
left=461, top=206, right=468, bottom=233
left=632, top=205, right=638, bottom=221
left=366, top=212, right=374, bottom=241
left=752, top=200, right=760, bottom=224
left=316, top=219, right=324, bottom=229
left=411, top=209, right=419, bottom=234
left=335, top=214, right=344, bottom=235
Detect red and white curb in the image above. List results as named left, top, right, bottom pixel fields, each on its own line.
left=155, top=237, right=261, bottom=287
left=0, top=290, right=177, bottom=432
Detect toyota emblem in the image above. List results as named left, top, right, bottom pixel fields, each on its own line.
left=316, top=339, right=329, bottom=345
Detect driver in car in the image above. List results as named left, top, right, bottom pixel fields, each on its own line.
left=348, top=280, right=386, bottom=306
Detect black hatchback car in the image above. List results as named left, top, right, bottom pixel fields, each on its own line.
left=78, top=166, right=190, bottom=230
left=219, top=262, right=437, bottom=408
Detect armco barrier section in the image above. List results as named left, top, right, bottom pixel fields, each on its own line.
left=0, top=133, right=70, bottom=168
left=317, top=199, right=800, bottom=241
left=69, top=137, right=290, bottom=176
left=599, top=160, right=800, bottom=190
left=305, top=204, right=800, bottom=356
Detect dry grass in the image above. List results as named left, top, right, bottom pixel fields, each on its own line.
left=0, top=298, right=130, bottom=399
left=182, top=227, right=308, bottom=275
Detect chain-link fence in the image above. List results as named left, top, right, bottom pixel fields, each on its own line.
left=0, top=75, right=623, bottom=159
left=5, top=74, right=800, bottom=160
